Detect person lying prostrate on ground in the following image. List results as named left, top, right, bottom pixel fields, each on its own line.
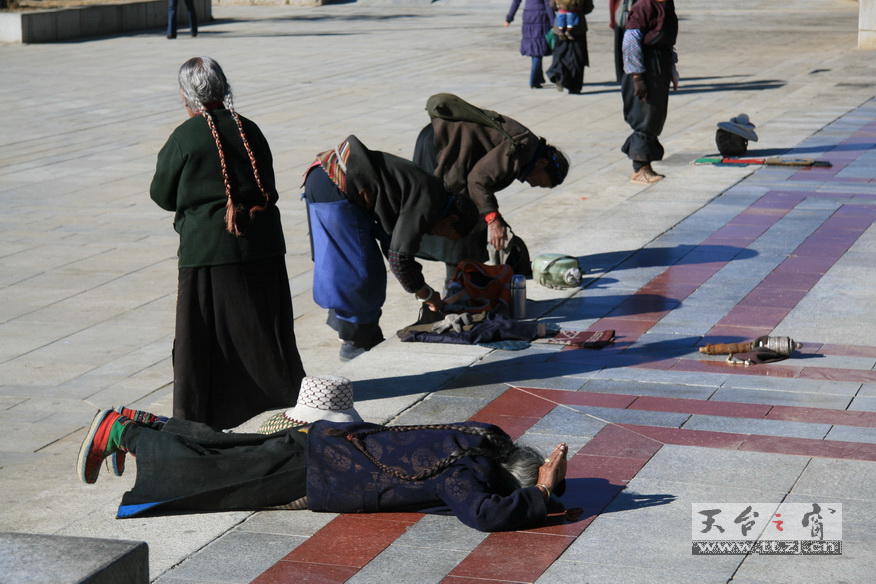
left=77, top=386, right=570, bottom=532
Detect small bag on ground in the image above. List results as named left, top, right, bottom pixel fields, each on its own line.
left=444, top=260, right=513, bottom=314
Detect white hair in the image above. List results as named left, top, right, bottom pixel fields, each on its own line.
left=178, top=56, right=232, bottom=112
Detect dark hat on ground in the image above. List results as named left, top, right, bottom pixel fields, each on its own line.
left=717, top=114, right=758, bottom=142
left=257, top=375, right=362, bottom=434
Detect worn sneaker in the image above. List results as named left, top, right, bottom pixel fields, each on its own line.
left=77, top=409, right=131, bottom=484
left=339, top=341, right=368, bottom=362
left=108, top=406, right=167, bottom=476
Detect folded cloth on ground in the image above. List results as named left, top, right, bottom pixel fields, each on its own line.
left=431, top=313, right=475, bottom=334
left=400, top=312, right=486, bottom=335
left=398, top=312, right=547, bottom=345
left=534, top=329, right=615, bottom=349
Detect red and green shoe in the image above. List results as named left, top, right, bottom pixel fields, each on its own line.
left=77, top=409, right=132, bottom=484
left=108, top=406, right=167, bottom=477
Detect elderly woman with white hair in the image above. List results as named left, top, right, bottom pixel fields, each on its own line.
left=150, top=56, right=306, bottom=431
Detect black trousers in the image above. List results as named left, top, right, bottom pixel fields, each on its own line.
left=118, top=419, right=308, bottom=517
left=621, top=47, right=673, bottom=165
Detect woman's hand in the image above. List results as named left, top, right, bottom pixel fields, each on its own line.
left=503, top=21, right=511, bottom=28
left=632, top=74, right=648, bottom=102
left=488, top=221, right=508, bottom=251
left=536, top=443, right=568, bottom=497
left=423, top=291, right=445, bottom=313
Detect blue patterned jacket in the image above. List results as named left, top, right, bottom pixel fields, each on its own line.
left=305, top=421, right=547, bottom=532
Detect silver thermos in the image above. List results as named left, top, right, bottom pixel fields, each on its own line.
left=511, top=274, right=526, bottom=319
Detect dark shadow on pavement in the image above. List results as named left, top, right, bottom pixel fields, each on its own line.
left=547, top=477, right=676, bottom=526
left=581, top=244, right=757, bottom=276
left=578, top=77, right=784, bottom=97
left=356, top=334, right=710, bottom=402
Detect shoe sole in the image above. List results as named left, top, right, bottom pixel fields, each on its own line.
left=77, top=409, right=113, bottom=484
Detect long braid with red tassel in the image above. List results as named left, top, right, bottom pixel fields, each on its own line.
left=202, top=107, right=271, bottom=236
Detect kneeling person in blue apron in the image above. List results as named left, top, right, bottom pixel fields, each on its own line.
left=303, top=135, right=478, bottom=361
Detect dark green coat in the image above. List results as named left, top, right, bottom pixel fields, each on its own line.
left=150, top=109, right=286, bottom=268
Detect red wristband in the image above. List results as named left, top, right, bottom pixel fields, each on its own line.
left=484, top=212, right=498, bottom=225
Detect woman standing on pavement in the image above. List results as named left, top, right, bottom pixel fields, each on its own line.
left=546, top=0, right=593, bottom=94
left=150, top=56, right=305, bottom=430
left=620, top=0, right=678, bottom=184
left=504, top=0, right=556, bottom=89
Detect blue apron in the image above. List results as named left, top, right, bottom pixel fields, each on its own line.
left=308, top=199, right=386, bottom=323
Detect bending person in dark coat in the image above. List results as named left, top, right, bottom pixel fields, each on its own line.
left=302, top=136, right=478, bottom=361
left=77, top=407, right=570, bottom=533
left=150, top=56, right=305, bottom=430
left=413, top=105, right=569, bottom=283
left=620, top=0, right=678, bottom=184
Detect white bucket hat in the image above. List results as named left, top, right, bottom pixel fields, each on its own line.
left=717, top=114, right=759, bottom=142
left=257, top=375, right=362, bottom=434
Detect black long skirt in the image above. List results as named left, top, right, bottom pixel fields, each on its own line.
left=118, top=419, right=308, bottom=517
left=547, top=33, right=590, bottom=94
left=173, top=255, right=306, bottom=430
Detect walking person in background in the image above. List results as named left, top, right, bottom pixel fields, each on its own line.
left=620, top=0, right=678, bottom=184
left=504, top=0, right=555, bottom=89
left=167, top=0, right=197, bottom=39
left=546, top=0, right=593, bottom=94
left=150, top=57, right=306, bottom=430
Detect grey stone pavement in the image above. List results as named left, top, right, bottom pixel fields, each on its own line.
left=1, top=0, right=876, bottom=582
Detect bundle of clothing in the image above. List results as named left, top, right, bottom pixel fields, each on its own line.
left=398, top=311, right=613, bottom=351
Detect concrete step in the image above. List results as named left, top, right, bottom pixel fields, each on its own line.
left=0, top=532, right=148, bottom=584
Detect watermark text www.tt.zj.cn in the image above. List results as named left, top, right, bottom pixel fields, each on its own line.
left=691, top=503, right=842, bottom=555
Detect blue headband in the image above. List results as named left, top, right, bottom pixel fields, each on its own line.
left=518, top=139, right=547, bottom=182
